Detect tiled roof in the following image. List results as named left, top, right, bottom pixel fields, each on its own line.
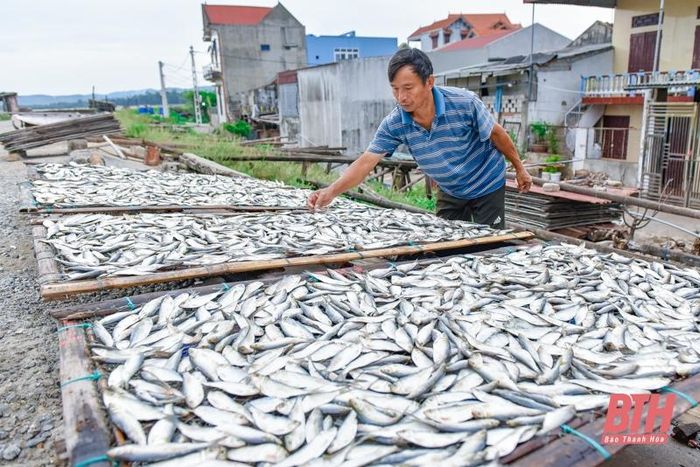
left=408, top=13, right=520, bottom=41
left=437, top=29, right=515, bottom=52
left=203, top=4, right=272, bottom=25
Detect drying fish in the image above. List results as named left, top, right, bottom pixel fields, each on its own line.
left=82, top=243, right=699, bottom=466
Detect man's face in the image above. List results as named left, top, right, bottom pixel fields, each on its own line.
left=390, top=65, right=434, bottom=113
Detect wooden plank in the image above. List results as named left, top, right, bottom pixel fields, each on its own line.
left=40, top=232, right=533, bottom=300
left=509, top=372, right=700, bottom=467
left=307, top=179, right=430, bottom=213
left=32, top=225, right=63, bottom=284
left=57, top=321, right=111, bottom=467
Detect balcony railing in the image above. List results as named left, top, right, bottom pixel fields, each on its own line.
left=203, top=64, right=222, bottom=82
left=582, top=70, right=699, bottom=99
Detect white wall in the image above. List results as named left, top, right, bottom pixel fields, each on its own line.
left=298, top=57, right=396, bottom=154
left=529, top=49, right=613, bottom=125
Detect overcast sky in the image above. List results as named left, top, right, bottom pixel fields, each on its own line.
left=0, top=0, right=613, bottom=96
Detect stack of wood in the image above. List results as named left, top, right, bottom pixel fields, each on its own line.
left=0, top=113, right=120, bottom=152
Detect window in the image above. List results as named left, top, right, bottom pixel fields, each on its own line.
left=334, top=48, right=359, bottom=61
left=632, top=13, right=660, bottom=28
left=260, top=44, right=270, bottom=51
left=431, top=35, right=439, bottom=49
left=443, top=30, right=451, bottom=44
left=628, top=31, right=657, bottom=72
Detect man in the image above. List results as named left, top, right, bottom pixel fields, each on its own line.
left=307, top=48, right=532, bottom=228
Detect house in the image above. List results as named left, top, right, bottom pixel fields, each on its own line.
left=435, top=24, right=613, bottom=167
left=527, top=0, right=700, bottom=208
left=306, top=31, right=398, bottom=66
left=408, top=13, right=521, bottom=51
left=201, top=3, right=307, bottom=121
left=428, top=23, right=572, bottom=74
left=295, top=57, right=396, bottom=154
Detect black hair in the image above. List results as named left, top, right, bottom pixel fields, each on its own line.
left=387, top=48, right=433, bottom=83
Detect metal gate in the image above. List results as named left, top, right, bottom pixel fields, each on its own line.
left=640, top=102, right=700, bottom=208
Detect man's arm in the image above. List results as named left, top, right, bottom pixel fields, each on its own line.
left=307, top=152, right=383, bottom=209
left=490, top=124, right=532, bottom=193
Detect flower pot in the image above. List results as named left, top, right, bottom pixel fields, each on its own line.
left=529, top=143, right=548, bottom=153
left=540, top=172, right=551, bottom=181
left=549, top=172, right=561, bottom=182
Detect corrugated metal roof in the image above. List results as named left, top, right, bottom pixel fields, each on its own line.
left=436, top=43, right=612, bottom=79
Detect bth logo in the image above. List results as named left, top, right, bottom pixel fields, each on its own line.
left=601, top=393, right=676, bottom=445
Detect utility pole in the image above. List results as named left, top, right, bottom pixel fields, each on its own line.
left=158, top=61, right=170, bottom=118
left=190, top=45, right=202, bottom=125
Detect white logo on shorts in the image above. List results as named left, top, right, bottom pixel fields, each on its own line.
left=493, top=216, right=502, bottom=225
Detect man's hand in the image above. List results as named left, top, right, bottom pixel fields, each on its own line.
left=307, top=188, right=336, bottom=210
left=516, top=168, right=532, bottom=193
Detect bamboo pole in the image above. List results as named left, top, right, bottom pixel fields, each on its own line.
left=18, top=181, right=37, bottom=212
left=217, top=154, right=417, bottom=168
left=366, top=167, right=394, bottom=183
left=30, top=204, right=306, bottom=215
left=40, top=232, right=533, bottom=300
left=506, top=173, right=700, bottom=219
left=32, top=226, right=63, bottom=285
left=57, top=321, right=111, bottom=467
left=179, top=152, right=251, bottom=178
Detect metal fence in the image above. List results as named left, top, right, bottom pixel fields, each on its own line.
left=640, top=102, right=700, bottom=208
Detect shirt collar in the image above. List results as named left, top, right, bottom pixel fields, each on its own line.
left=400, top=86, right=445, bottom=125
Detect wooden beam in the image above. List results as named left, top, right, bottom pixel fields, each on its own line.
left=217, top=154, right=417, bottom=168
left=40, top=232, right=533, bottom=300
left=57, top=321, right=111, bottom=467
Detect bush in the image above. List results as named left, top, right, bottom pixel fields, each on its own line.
left=543, top=154, right=561, bottom=173
left=125, top=122, right=148, bottom=138
left=223, top=120, right=252, bottom=138
left=530, top=121, right=549, bottom=143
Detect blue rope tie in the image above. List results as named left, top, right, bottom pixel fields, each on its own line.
left=661, top=386, right=698, bottom=407
left=75, top=454, right=116, bottom=467
left=46, top=206, right=52, bottom=213
left=221, top=283, right=231, bottom=291
left=124, top=297, right=137, bottom=310
left=561, top=424, right=611, bottom=460
left=57, top=323, right=92, bottom=333
left=61, top=371, right=102, bottom=388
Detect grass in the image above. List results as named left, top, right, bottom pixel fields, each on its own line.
left=114, top=109, right=436, bottom=211
left=0, top=113, right=10, bottom=121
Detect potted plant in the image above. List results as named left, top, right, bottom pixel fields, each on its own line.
left=542, top=154, right=562, bottom=182
left=529, top=121, right=549, bottom=153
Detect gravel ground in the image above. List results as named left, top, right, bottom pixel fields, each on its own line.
left=0, top=153, right=62, bottom=466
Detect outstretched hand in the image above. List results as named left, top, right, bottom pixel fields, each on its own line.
left=307, top=188, right=336, bottom=210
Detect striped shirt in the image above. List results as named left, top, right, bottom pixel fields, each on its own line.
left=367, top=86, right=505, bottom=200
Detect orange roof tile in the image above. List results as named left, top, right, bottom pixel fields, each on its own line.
left=408, top=13, right=520, bottom=41
left=437, top=29, right=516, bottom=52
left=203, top=4, right=272, bottom=26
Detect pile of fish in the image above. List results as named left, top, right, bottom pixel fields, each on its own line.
left=32, top=163, right=355, bottom=209
left=88, top=244, right=700, bottom=465
left=42, top=208, right=502, bottom=279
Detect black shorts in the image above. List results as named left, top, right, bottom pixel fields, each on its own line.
left=436, top=185, right=505, bottom=229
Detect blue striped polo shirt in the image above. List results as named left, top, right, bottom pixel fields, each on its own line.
left=367, top=86, right=505, bottom=200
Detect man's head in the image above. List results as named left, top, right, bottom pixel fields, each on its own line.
left=387, top=48, right=434, bottom=114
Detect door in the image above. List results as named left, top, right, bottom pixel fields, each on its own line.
left=628, top=31, right=657, bottom=72
left=601, top=116, right=629, bottom=160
